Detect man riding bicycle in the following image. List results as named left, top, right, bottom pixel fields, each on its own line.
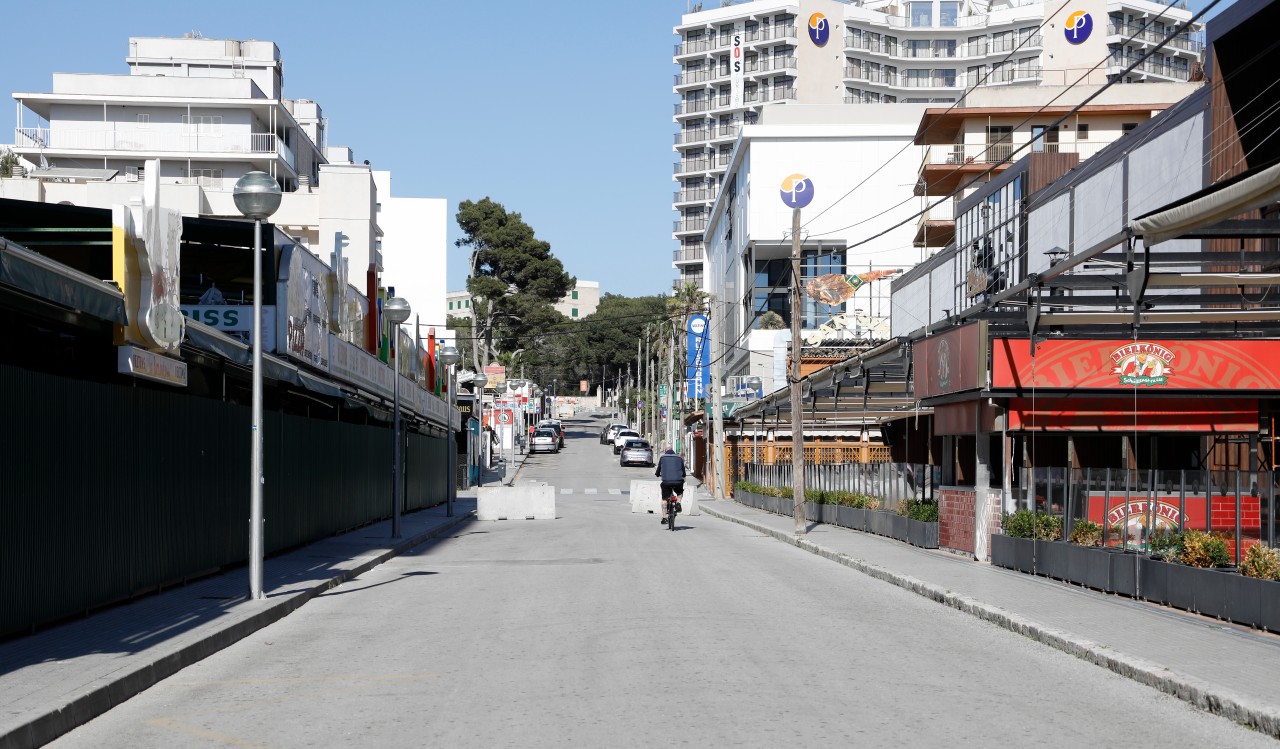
left=655, top=448, right=685, bottom=525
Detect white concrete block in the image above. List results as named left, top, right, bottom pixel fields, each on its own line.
left=629, top=480, right=664, bottom=514
left=477, top=486, right=556, bottom=520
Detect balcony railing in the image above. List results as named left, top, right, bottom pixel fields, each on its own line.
left=674, top=100, right=711, bottom=115
left=714, top=123, right=742, bottom=140
left=673, top=218, right=708, bottom=233
left=674, top=129, right=710, bottom=145
left=674, top=275, right=705, bottom=291
left=674, top=187, right=717, bottom=203
left=745, top=87, right=797, bottom=104
left=882, top=13, right=988, bottom=28
left=903, top=74, right=959, bottom=88
left=673, top=247, right=706, bottom=262
left=674, top=39, right=712, bottom=56
left=743, top=26, right=797, bottom=43
left=674, top=69, right=713, bottom=86
left=920, top=140, right=1111, bottom=168
left=917, top=199, right=956, bottom=223
left=746, top=56, right=797, bottom=73
left=1108, top=53, right=1192, bottom=80
left=1108, top=22, right=1204, bottom=52
left=14, top=127, right=282, bottom=157
left=988, top=65, right=1043, bottom=84
left=674, top=160, right=710, bottom=174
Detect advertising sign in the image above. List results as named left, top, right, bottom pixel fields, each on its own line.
left=730, top=23, right=744, bottom=109
left=484, top=363, right=506, bottom=388
left=117, top=345, right=187, bottom=387
left=276, top=244, right=331, bottom=371
left=580, top=379, right=589, bottom=393
left=991, top=339, right=1280, bottom=391
left=1064, top=10, right=1093, bottom=44
left=328, top=334, right=393, bottom=398
left=686, top=314, right=711, bottom=399
left=807, top=13, right=830, bottom=46
left=181, top=305, right=276, bottom=351
left=913, top=322, right=988, bottom=399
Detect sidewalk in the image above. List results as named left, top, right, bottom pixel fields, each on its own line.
left=700, top=497, right=1280, bottom=738
left=0, top=498, right=476, bottom=749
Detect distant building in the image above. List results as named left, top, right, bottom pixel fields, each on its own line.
left=447, top=280, right=601, bottom=322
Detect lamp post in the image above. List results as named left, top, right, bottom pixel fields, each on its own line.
left=439, top=345, right=461, bottom=517
left=472, top=371, right=489, bottom=487
left=232, top=171, right=281, bottom=601
left=384, top=296, right=412, bottom=539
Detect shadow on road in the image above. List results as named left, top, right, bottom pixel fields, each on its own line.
left=317, top=570, right=438, bottom=597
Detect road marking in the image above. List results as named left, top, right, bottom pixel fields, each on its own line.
left=609, top=488, right=621, bottom=495
left=560, top=488, right=572, bottom=494
left=584, top=488, right=598, bottom=494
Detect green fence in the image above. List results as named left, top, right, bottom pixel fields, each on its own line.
left=0, top=364, right=450, bottom=638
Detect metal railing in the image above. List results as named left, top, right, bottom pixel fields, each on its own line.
left=674, top=129, right=710, bottom=145
left=673, top=160, right=710, bottom=175
left=674, top=187, right=716, bottom=203
left=739, top=461, right=937, bottom=503
left=920, top=140, right=1110, bottom=167
left=674, top=100, right=711, bottom=115
left=1108, top=22, right=1204, bottom=52
left=673, top=247, right=706, bottom=262
left=673, top=218, right=707, bottom=233
left=1108, top=53, right=1192, bottom=80
left=674, top=69, right=713, bottom=86
left=674, top=275, right=704, bottom=291
left=14, top=127, right=280, bottom=155
left=675, top=39, right=712, bottom=56
left=1013, top=467, right=1278, bottom=565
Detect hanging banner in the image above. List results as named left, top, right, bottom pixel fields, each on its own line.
left=686, top=314, right=711, bottom=399
left=730, top=23, right=744, bottom=109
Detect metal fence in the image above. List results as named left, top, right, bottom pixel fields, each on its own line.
left=738, top=462, right=940, bottom=505
left=1010, top=467, right=1278, bottom=564
left=0, top=364, right=450, bottom=638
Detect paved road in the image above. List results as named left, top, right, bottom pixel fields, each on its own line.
left=48, top=414, right=1276, bottom=748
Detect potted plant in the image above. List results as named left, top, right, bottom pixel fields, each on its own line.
left=992, top=510, right=1036, bottom=574
left=1241, top=543, right=1280, bottom=632
left=1031, top=514, right=1067, bottom=580
left=1063, top=519, right=1111, bottom=591
left=1139, top=530, right=1182, bottom=604
left=903, top=499, right=940, bottom=548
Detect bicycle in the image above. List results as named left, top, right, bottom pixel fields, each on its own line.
left=661, top=485, right=682, bottom=531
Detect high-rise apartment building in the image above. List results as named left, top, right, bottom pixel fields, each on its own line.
left=672, top=0, right=1203, bottom=289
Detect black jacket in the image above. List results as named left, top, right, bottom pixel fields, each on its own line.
left=656, top=453, right=686, bottom=483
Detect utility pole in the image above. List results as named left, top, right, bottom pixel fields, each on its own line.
left=789, top=208, right=807, bottom=535
left=667, top=324, right=676, bottom=451
left=709, top=296, right=728, bottom=501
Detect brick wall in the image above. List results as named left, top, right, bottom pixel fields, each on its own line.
left=940, top=488, right=977, bottom=554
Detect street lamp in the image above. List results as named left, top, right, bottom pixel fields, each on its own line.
left=233, top=170, right=281, bottom=601
left=384, top=296, right=412, bottom=539
left=439, top=345, right=460, bottom=517
left=472, top=371, right=489, bottom=487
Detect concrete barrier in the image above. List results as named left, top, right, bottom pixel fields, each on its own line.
left=629, top=481, right=699, bottom=516
left=477, top=485, right=556, bottom=520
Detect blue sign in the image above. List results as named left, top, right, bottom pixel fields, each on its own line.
left=780, top=174, right=814, bottom=209
left=807, top=13, right=829, bottom=46
left=1064, top=10, right=1092, bottom=44
left=686, top=314, right=711, bottom=399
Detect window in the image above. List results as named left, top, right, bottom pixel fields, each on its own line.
left=934, top=39, right=956, bottom=57
left=571, top=308, right=578, bottom=318
left=465, top=300, right=470, bottom=308
left=183, top=168, right=223, bottom=188
left=907, top=40, right=930, bottom=58
left=136, top=114, right=150, bottom=128
left=1031, top=125, right=1059, bottom=152
left=1122, top=122, right=1138, bottom=134
left=125, top=165, right=142, bottom=182
left=986, top=126, right=1013, bottom=161
left=449, top=301, right=454, bottom=310
left=940, top=2, right=959, bottom=27
left=181, top=115, right=223, bottom=135
left=1077, top=123, right=1090, bottom=139
left=571, top=290, right=579, bottom=300
left=909, top=2, right=933, bottom=26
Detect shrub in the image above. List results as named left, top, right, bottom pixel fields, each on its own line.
left=1148, top=529, right=1183, bottom=561
left=1033, top=513, right=1063, bottom=541
left=1002, top=509, right=1035, bottom=538
left=1241, top=544, right=1280, bottom=580
left=1068, top=520, right=1103, bottom=547
left=902, top=499, right=939, bottom=523
left=1179, top=529, right=1230, bottom=568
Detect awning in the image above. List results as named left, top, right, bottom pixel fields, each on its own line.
left=1007, top=397, right=1257, bottom=433
left=1131, top=161, right=1280, bottom=245
left=28, top=167, right=119, bottom=181
left=183, top=319, right=300, bottom=384
left=0, top=237, right=127, bottom=323
left=298, top=370, right=349, bottom=399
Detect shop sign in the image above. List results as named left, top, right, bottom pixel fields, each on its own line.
left=117, top=345, right=187, bottom=387
left=913, top=322, right=987, bottom=399
left=276, top=245, right=330, bottom=371
left=182, top=305, right=276, bottom=351
left=992, top=339, right=1280, bottom=391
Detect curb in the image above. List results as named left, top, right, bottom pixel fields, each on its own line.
left=700, top=502, right=1280, bottom=739
left=1, top=510, right=475, bottom=749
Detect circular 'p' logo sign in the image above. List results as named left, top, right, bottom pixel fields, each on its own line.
left=780, top=174, right=814, bottom=209
left=1064, top=11, right=1093, bottom=44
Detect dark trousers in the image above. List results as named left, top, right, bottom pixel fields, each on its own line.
left=660, top=481, right=684, bottom=499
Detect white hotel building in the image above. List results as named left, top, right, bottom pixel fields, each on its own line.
left=672, top=0, right=1203, bottom=290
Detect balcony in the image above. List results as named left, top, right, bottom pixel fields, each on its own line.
left=674, top=160, right=710, bottom=175
left=843, top=69, right=900, bottom=86
left=743, top=26, right=797, bottom=44
left=674, top=187, right=717, bottom=204
left=674, top=39, right=712, bottom=57
left=882, top=13, right=988, bottom=28
left=14, top=127, right=284, bottom=159
left=674, top=129, right=710, bottom=145
left=711, top=123, right=741, bottom=142
left=1107, top=53, right=1193, bottom=81
left=903, top=74, right=960, bottom=88
left=673, top=247, right=706, bottom=263
left=675, top=69, right=713, bottom=87
left=914, top=199, right=955, bottom=248
left=674, top=275, right=705, bottom=291
left=673, top=218, right=708, bottom=234
left=1108, top=22, right=1204, bottom=53
left=744, top=87, right=797, bottom=104
left=987, top=65, right=1042, bottom=85
left=916, top=141, right=1106, bottom=195
left=746, top=56, right=797, bottom=75
left=674, top=100, right=711, bottom=116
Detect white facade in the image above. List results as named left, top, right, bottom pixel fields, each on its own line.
left=703, top=106, right=928, bottom=381
left=372, top=171, right=449, bottom=334
left=672, top=0, right=1203, bottom=289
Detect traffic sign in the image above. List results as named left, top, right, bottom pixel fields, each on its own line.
left=659, top=384, right=668, bottom=397
left=497, top=410, right=513, bottom=425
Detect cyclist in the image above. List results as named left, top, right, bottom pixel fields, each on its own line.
left=655, top=447, right=685, bottom=525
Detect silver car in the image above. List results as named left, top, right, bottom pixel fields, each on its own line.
left=529, top=429, right=559, bottom=454
left=619, top=439, right=654, bottom=467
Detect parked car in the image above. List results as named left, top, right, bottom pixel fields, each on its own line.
left=539, top=421, right=565, bottom=447
left=619, top=439, right=654, bottom=467
left=529, top=429, right=559, bottom=454
left=603, top=424, right=629, bottom=445
left=612, top=429, right=640, bottom=454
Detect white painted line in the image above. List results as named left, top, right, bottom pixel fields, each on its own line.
left=584, top=488, right=598, bottom=495
left=608, top=488, right=622, bottom=495
left=560, top=488, right=572, bottom=494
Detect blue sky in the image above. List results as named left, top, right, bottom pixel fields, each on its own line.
left=0, top=0, right=694, bottom=298
left=0, top=0, right=1223, bottom=299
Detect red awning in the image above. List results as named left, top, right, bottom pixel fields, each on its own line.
left=1007, top=397, right=1257, bottom=433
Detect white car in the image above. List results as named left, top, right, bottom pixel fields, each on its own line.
left=612, top=429, right=640, bottom=454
